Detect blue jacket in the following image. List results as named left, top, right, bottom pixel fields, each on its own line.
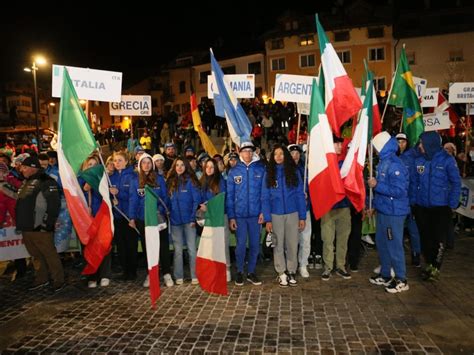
left=201, top=178, right=226, bottom=203
left=168, top=177, right=201, bottom=226
left=129, top=174, right=169, bottom=220
left=262, top=164, right=306, bottom=221
left=399, top=147, right=417, bottom=172
left=78, top=177, right=102, bottom=216
left=226, top=157, right=266, bottom=219
left=296, top=161, right=310, bottom=211
left=373, top=138, right=410, bottom=216
left=411, top=132, right=461, bottom=208
left=109, top=166, right=135, bottom=219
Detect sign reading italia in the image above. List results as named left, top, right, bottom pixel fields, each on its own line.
left=52, top=64, right=122, bottom=102
left=208, top=74, right=255, bottom=98
left=274, top=74, right=319, bottom=104
left=109, top=96, right=152, bottom=116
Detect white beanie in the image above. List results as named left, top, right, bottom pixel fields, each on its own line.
left=152, top=153, right=165, bottom=163
left=372, top=131, right=391, bottom=153
left=137, top=153, right=154, bottom=172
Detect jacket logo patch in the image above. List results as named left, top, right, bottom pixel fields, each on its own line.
left=273, top=180, right=279, bottom=188
left=137, top=188, right=145, bottom=197
left=234, top=176, right=242, bottom=184
left=417, top=165, right=425, bottom=174
left=395, top=171, right=400, bottom=176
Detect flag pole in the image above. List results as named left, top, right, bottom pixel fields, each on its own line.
left=303, top=133, right=310, bottom=195
left=380, top=44, right=403, bottom=124
left=296, top=111, right=302, bottom=144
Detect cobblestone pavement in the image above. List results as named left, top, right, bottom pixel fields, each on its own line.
left=1, top=235, right=473, bottom=354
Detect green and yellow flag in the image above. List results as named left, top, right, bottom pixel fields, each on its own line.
left=388, top=47, right=424, bottom=143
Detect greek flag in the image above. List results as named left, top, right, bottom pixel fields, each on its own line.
left=210, top=49, right=252, bottom=147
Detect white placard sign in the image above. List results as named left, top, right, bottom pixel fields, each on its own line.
left=274, top=74, right=318, bottom=104
left=456, top=179, right=474, bottom=219
left=208, top=74, right=255, bottom=98
left=110, top=96, right=152, bottom=116
left=52, top=64, right=122, bottom=102
left=421, top=88, right=439, bottom=108
left=423, top=111, right=451, bottom=132
left=297, top=102, right=311, bottom=115
left=449, top=82, right=474, bottom=103
left=413, top=76, right=427, bottom=99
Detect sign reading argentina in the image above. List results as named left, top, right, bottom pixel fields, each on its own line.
left=423, top=111, right=451, bottom=132
left=274, top=74, right=319, bottom=104
left=110, top=95, right=152, bottom=116
left=52, top=64, right=122, bottom=102
left=449, top=82, right=474, bottom=103
left=208, top=74, right=255, bottom=99
left=421, top=88, right=439, bottom=108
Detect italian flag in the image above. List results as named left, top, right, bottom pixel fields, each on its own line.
left=308, top=78, right=345, bottom=219
left=340, top=80, right=373, bottom=212
left=57, top=68, right=114, bottom=275
left=191, top=93, right=218, bottom=157
left=196, top=193, right=227, bottom=296
left=316, top=14, right=362, bottom=136
left=145, top=186, right=161, bottom=308
left=361, top=63, right=382, bottom=137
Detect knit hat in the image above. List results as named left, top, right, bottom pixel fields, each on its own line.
left=137, top=153, right=154, bottom=172
left=372, top=131, right=392, bottom=153
left=152, top=154, right=165, bottom=163
left=11, top=153, right=30, bottom=167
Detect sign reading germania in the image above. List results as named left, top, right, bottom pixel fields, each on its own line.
left=109, top=96, right=152, bottom=116
left=52, top=64, right=122, bottom=102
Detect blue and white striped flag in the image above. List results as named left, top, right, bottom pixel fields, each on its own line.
left=210, top=49, right=252, bottom=147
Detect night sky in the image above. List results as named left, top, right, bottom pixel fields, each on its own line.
left=0, top=2, right=333, bottom=88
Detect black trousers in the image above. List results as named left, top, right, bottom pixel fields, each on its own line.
left=414, top=205, right=451, bottom=269
left=136, top=220, right=172, bottom=275
left=115, top=218, right=138, bottom=277
left=347, top=208, right=362, bottom=268
left=310, top=208, right=323, bottom=256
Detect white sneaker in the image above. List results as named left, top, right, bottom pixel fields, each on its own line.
left=100, top=278, right=110, bottom=287
left=175, top=278, right=184, bottom=285
left=373, top=265, right=395, bottom=277
left=142, top=275, right=150, bottom=288
left=299, top=266, right=310, bottom=278
left=226, top=268, right=232, bottom=282
left=362, top=235, right=375, bottom=245
left=88, top=281, right=97, bottom=288
left=163, top=273, right=174, bottom=287
left=191, top=278, right=199, bottom=285
left=277, top=273, right=289, bottom=287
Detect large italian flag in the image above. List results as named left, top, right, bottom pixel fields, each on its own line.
left=340, top=80, right=372, bottom=212
left=196, top=193, right=227, bottom=296
left=57, top=68, right=114, bottom=275
left=316, top=15, right=362, bottom=136
left=308, top=78, right=346, bottom=219
left=145, top=186, right=161, bottom=308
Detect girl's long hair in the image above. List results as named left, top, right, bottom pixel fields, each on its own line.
left=166, top=157, right=199, bottom=194
left=138, top=156, right=157, bottom=188
left=200, top=158, right=222, bottom=195
left=266, top=144, right=298, bottom=188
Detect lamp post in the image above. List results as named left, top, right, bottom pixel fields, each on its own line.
left=24, top=56, right=46, bottom=150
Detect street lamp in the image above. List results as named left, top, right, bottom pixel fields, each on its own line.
left=24, top=55, right=47, bottom=150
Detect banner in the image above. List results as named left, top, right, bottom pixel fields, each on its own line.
left=52, top=64, right=122, bottom=102
left=457, top=178, right=474, bottom=219
left=208, top=74, right=254, bottom=99
left=423, top=111, right=451, bottom=131
left=274, top=74, right=318, bottom=104
left=413, top=76, right=428, bottom=99
left=110, top=95, right=152, bottom=116
left=421, top=88, right=439, bottom=108
left=449, top=82, right=474, bottom=103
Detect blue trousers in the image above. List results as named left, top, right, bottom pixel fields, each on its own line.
left=235, top=217, right=261, bottom=273
left=376, top=213, right=407, bottom=280
left=406, top=212, right=421, bottom=254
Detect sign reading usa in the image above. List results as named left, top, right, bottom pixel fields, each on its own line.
left=208, top=74, right=255, bottom=99
left=109, top=95, right=152, bottom=116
